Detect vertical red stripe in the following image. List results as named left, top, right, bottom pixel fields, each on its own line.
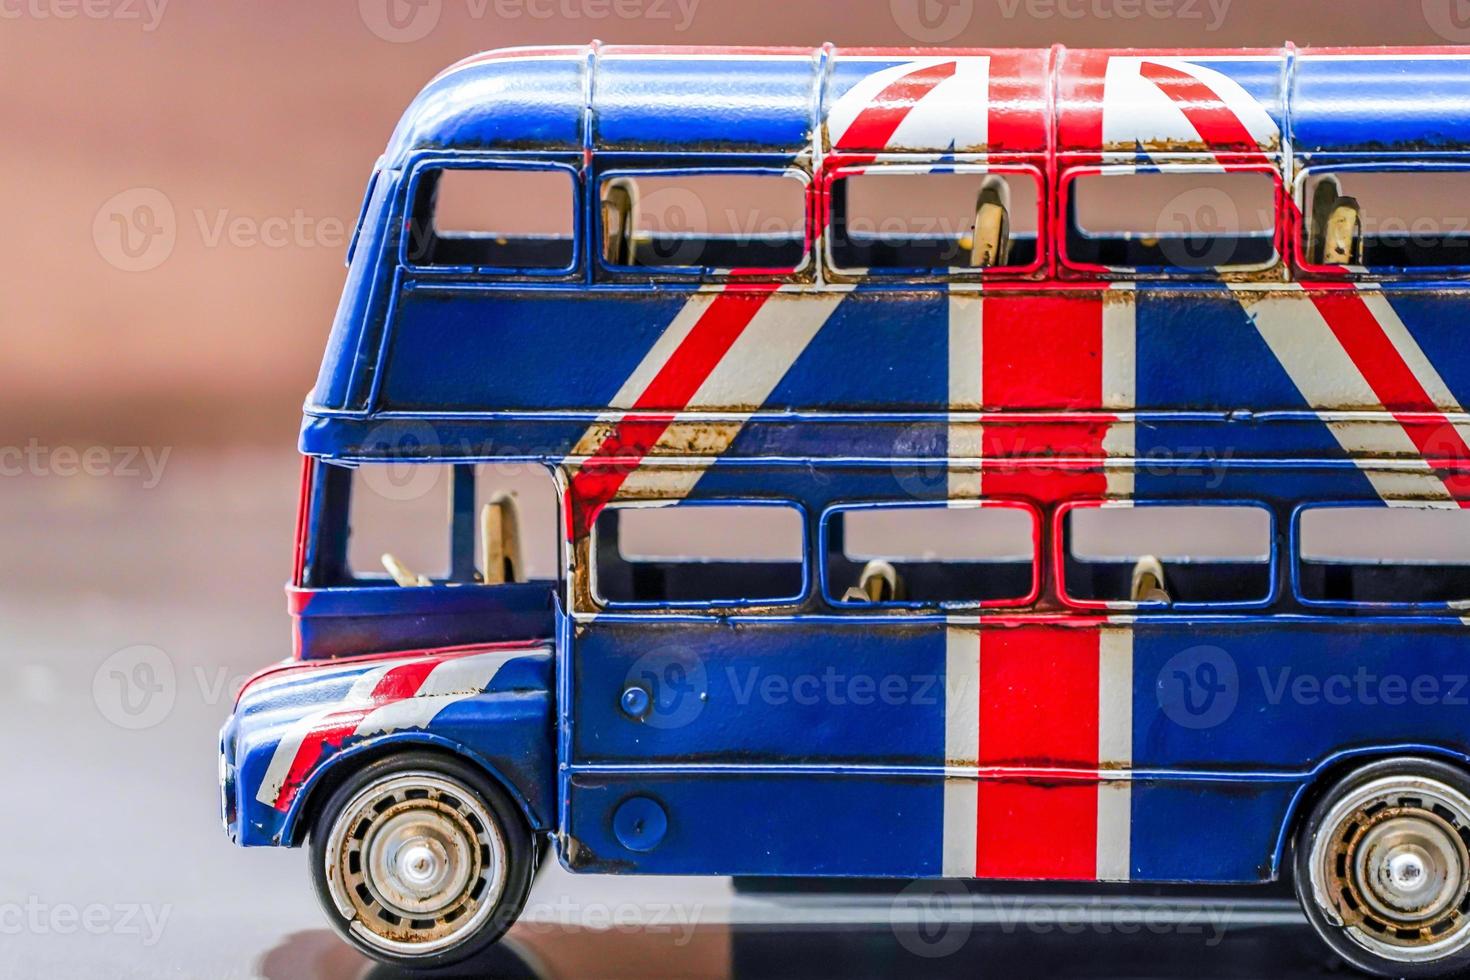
left=976, top=627, right=1101, bottom=879
left=566, top=284, right=780, bottom=537
left=984, top=50, right=1050, bottom=154
left=980, top=293, right=1111, bottom=501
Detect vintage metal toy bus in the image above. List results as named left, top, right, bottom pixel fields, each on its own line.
left=221, top=43, right=1470, bottom=975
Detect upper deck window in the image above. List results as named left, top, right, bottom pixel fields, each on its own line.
left=1300, top=169, right=1470, bottom=272
left=827, top=169, right=1042, bottom=276
left=1063, top=168, right=1278, bottom=273
left=407, top=165, right=577, bottom=271
left=592, top=503, right=806, bottom=607
left=598, top=171, right=809, bottom=274
left=1297, top=505, right=1470, bottom=608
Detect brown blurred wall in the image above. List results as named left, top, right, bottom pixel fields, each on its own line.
left=3, top=1, right=1464, bottom=448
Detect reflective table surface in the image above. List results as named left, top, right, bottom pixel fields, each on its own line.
left=0, top=454, right=1350, bottom=978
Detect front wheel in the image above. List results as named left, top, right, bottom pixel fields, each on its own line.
left=1295, top=757, right=1470, bottom=978
left=309, top=751, right=534, bottom=970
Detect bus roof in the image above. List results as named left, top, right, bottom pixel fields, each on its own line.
left=380, top=44, right=1470, bottom=163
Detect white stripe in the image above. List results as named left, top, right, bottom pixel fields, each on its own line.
left=943, top=625, right=980, bottom=877
left=1360, top=287, right=1470, bottom=422
left=826, top=58, right=953, bottom=147
left=255, top=664, right=394, bottom=807
left=606, top=288, right=849, bottom=502
left=1102, top=285, right=1137, bottom=500
left=887, top=57, right=988, bottom=153
left=948, top=291, right=984, bottom=501
left=1241, top=286, right=1453, bottom=503
left=354, top=651, right=520, bottom=738
left=1096, top=628, right=1133, bottom=882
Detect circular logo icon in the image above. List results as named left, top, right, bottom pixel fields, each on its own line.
left=889, top=0, right=974, bottom=43
left=93, top=645, right=176, bottom=730
left=890, top=879, right=973, bottom=959
left=93, top=188, right=176, bottom=273
left=623, top=647, right=707, bottom=730
left=359, top=421, right=446, bottom=502
left=1423, top=0, right=1470, bottom=41
left=891, top=423, right=952, bottom=501
left=359, top=0, right=442, bottom=43
left=1156, top=645, right=1239, bottom=730
left=632, top=184, right=710, bottom=268
left=1156, top=186, right=1248, bottom=270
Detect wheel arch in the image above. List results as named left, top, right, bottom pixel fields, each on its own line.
left=1271, top=744, right=1470, bottom=880
left=282, top=732, right=548, bottom=847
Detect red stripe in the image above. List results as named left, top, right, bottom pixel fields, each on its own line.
left=834, top=61, right=957, bottom=152
left=976, top=627, right=1101, bottom=879
left=979, top=293, right=1111, bottom=501
left=566, top=284, right=781, bottom=537
left=1137, top=61, right=1263, bottom=157
left=984, top=50, right=1049, bottom=154
left=1306, top=288, right=1470, bottom=501
left=274, top=659, right=443, bottom=810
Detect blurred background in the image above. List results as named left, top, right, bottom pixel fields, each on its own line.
left=3, top=2, right=1469, bottom=977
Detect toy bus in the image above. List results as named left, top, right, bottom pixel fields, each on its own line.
left=221, top=43, right=1470, bottom=976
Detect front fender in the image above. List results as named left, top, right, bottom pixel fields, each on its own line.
left=221, top=643, right=554, bottom=847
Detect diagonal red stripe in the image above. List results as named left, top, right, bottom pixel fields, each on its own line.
left=1306, top=288, right=1470, bottom=502
left=273, top=659, right=443, bottom=810
left=567, top=284, right=781, bottom=537
left=835, top=60, right=958, bottom=151
left=1137, top=61, right=1264, bottom=158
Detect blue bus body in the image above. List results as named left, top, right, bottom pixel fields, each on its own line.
left=223, top=44, right=1470, bottom=892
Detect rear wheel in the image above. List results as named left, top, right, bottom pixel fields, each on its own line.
left=1295, top=758, right=1470, bottom=977
left=309, top=751, right=534, bottom=970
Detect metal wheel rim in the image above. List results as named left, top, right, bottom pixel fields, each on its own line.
left=1310, top=773, right=1470, bottom=964
left=323, top=771, right=508, bottom=957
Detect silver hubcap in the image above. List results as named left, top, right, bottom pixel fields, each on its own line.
left=323, top=771, right=508, bottom=956
left=1311, top=773, right=1470, bottom=964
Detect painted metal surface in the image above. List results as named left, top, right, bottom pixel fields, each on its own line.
left=224, top=44, right=1470, bottom=896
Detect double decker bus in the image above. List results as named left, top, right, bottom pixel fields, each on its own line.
left=221, top=43, right=1470, bottom=976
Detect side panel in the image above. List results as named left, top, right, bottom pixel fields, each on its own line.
left=564, top=618, right=1470, bottom=881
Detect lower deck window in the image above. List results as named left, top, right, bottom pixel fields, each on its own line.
left=592, top=503, right=805, bottom=605
left=1063, top=504, right=1273, bottom=606
left=826, top=504, right=1037, bottom=605
left=1298, top=506, right=1470, bottom=606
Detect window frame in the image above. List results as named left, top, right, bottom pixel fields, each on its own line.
left=1057, top=163, right=1285, bottom=279
left=1293, top=162, right=1470, bottom=280
left=821, top=160, right=1048, bottom=282
left=819, top=500, right=1042, bottom=611
left=398, top=156, right=583, bottom=279
left=1291, top=501, right=1470, bottom=612
left=1055, top=500, right=1280, bottom=612
left=588, top=498, right=811, bottom=611
left=592, top=165, right=814, bottom=283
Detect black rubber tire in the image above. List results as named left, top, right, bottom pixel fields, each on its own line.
left=309, top=750, right=535, bottom=971
left=1294, top=757, right=1470, bottom=979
